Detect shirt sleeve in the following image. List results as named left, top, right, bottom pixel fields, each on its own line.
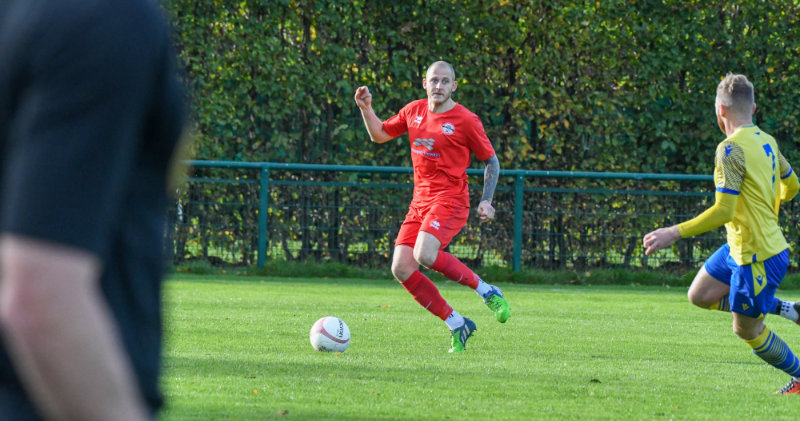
left=677, top=191, right=737, bottom=237
left=779, top=150, right=800, bottom=202
left=0, top=6, right=166, bottom=255
left=382, top=104, right=409, bottom=138
left=677, top=141, right=743, bottom=237
left=465, top=113, right=495, bottom=161
left=714, top=141, right=745, bottom=195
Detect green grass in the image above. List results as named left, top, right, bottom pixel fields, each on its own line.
left=160, top=273, right=800, bottom=420
left=173, top=260, right=800, bottom=289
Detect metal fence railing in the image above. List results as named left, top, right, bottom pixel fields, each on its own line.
left=169, top=161, right=800, bottom=272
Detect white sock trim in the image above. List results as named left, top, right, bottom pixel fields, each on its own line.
left=475, top=280, right=492, bottom=298
left=779, top=301, right=799, bottom=322
left=445, top=310, right=465, bottom=330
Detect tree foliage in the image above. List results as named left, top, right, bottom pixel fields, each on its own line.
left=164, top=0, right=800, bottom=174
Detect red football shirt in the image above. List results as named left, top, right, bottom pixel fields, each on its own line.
left=383, top=99, right=495, bottom=208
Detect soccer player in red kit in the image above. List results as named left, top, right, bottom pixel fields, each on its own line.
left=354, top=61, right=510, bottom=352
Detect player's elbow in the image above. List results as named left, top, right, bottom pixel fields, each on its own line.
left=0, top=286, right=47, bottom=350
left=714, top=200, right=736, bottom=225
left=371, top=131, right=393, bottom=144
left=722, top=207, right=735, bottom=222
left=781, top=178, right=800, bottom=202
left=706, top=205, right=735, bottom=227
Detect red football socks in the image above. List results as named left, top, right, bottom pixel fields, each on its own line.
left=430, top=251, right=479, bottom=289
left=401, top=270, right=453, bottom=320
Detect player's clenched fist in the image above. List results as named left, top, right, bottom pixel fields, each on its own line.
left=354, top=86, right=372, bottom=110
left=477, top=200, right=495, bottom=223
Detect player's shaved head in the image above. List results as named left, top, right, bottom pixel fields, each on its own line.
left=422, top=60, right=458, bottom=111
left=716, top=73, right=755, bottom=118
left=426, top=61, right=455, bottom=80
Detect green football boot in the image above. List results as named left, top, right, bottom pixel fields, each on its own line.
left=483, top=285, right=511, bottom=323
left=449, top=318, right=477, bottom=353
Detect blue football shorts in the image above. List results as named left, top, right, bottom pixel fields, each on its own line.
left=704, top=243, right=789, bottom=319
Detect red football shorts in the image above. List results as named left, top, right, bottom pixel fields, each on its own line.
left=395, top=202, right=469, bottom=249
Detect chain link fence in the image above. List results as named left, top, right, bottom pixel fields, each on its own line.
left=169, top=161, right=800, bottom=272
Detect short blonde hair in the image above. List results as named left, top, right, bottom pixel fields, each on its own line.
left=716, top=73, right=754, bottom=117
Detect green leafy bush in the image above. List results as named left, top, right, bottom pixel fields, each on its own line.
left=164, top=1, right=800, bottom=173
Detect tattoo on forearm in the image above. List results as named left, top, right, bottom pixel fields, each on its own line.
left=481, top=155, right=499, bottom=203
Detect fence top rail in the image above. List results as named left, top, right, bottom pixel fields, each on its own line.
left=186, top=160, right=713, bottom=182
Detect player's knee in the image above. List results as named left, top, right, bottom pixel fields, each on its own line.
left=687, top=286, right=720, bottom=309
left=412, top=247, right=436, bottom=268
left=390, top=261, right=414, bottom=282
left=732, top=321, right=761, bottom=340
left=687, top=289, right=709, bottom=308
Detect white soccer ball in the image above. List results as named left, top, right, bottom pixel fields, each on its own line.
left=309, top=316, right=350, bottom=352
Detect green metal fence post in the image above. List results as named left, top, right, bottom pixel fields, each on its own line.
left=184, top=161, right=724, bottom=270
left=513, top=175, right=524, bottom=272
left=258, top=166, right=270, bottom=267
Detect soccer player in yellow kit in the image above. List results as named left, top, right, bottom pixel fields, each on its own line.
left=643, top=73, right=800, bottom=394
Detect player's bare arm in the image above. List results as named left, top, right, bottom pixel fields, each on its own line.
left=0, top=235, right=148, bottom=421
left=477, top=154, right=499, bottom=222
left=354, top=86, right=393, bottom=144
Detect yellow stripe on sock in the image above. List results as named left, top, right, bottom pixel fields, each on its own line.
left=707, top=298, right=729, bottom=311
left=744, top=327, right=772, bottom=351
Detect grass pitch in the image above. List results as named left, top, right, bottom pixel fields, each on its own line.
left=160, top=273, right=800, bottom=420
